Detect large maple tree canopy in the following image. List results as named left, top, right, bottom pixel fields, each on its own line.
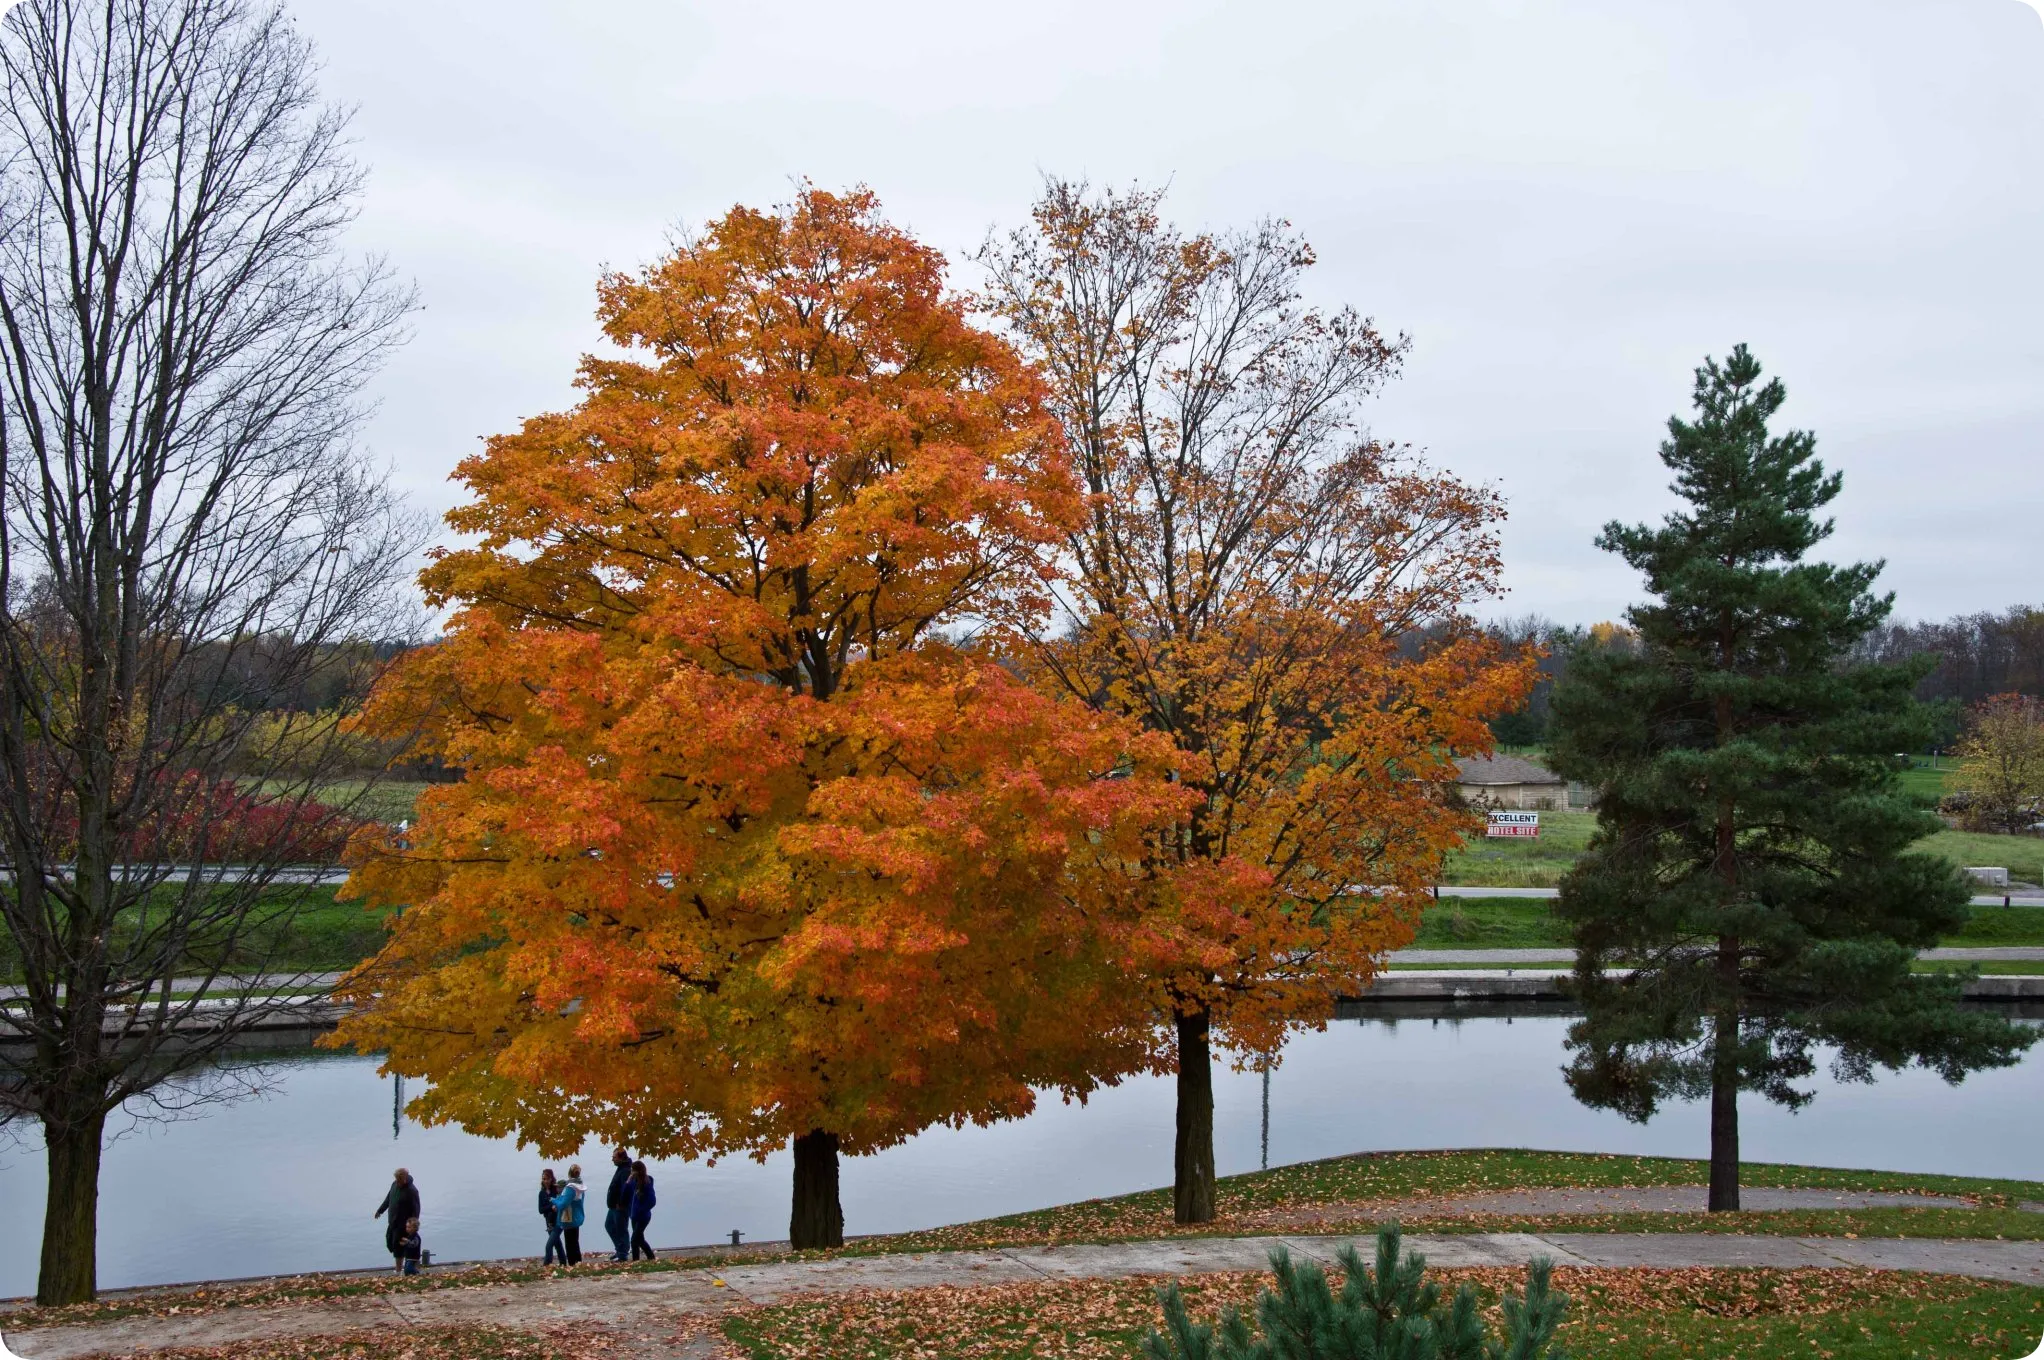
left=332, top=189, right=1188, bottom=1160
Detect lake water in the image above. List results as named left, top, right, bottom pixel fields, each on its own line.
left=2, top=1010, right=2039, bottom=1298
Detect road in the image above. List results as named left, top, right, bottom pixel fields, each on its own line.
left=1389, top=946, right=2044, bottom=965
left=1436, top=884, right=2044, bottom=907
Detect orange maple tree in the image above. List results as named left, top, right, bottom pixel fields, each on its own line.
left=981, top=182, right=1536, bottom=1222
left=329, top=188, right=1188, bottom=1247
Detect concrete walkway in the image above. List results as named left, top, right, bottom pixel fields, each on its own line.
left=1434, top=885, right=2044, bottom=907
left=1389, top=947, right=2044, bottom=964
left=10, top=1231, right=2044, bottom=1359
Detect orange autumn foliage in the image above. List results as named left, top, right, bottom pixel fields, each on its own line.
left=328, top=190, right=1188, bottom=1228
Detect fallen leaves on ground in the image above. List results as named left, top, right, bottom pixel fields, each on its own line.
left=72, top=1323, right=623, bottom=1360
left=718, top=1266, right=1998, bottom=1360
left=3, top=1251, right=782, bottom=1334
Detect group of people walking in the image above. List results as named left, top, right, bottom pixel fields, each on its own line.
left=537, top=1150, right=658, bottom=1265
left=373, top=1149, right=658, bottom=1276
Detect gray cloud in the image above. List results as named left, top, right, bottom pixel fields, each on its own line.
left=294, top=0, right=2044, bottom=624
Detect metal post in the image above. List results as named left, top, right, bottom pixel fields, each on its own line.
left=1260, top=1062, right=1271, bottom=1172
left=393, top=1072, right=403, bottom=1140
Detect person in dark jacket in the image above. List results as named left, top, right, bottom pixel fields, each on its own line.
left=604, top=1147, right=632, bottom=1261
left=373, top=1168, right=420, bottom=1272
left=626, top=1160, right=657, bottom=1261
left=539, top=1168, right=564, bottom=1265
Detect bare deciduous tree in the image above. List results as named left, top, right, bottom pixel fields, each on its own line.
left=0, top=0, right=419, bottom=1303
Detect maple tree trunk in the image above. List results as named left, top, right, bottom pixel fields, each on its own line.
left=790, top=1128, right=844, bottom=1249
left=1708, top=935, right=1741, bottom=1213
left=37, top=1106, right=105, bottom=1305
left=1173, top=1007, right=1216, bottom=1225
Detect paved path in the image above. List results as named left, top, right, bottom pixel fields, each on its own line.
left=10, top=1230, right=2044, bottom=1359
left=1435, top=885, right=2044, bottom=907
left=1389, top=947, right=2044, bottom=965
left=0, top=866, right=348, bottom=886
left=0, top=973, right=346, bottom=1003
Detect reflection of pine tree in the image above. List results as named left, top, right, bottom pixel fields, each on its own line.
left=1142, top=1224, right=1568, bottom=1360
left=1547, top=345, right=2035, bottom=1210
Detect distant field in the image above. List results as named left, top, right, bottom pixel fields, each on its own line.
left=1411, top=897, right=2044, bottom=952
left=1442, top=811, right=1596, bottom=886
left=332, top=763, right=2040, bottom=886
left=1413, top=896, right=1568, bottom=947
left=331, top=779, right=431, bottom=823
left=0, top=885, right=388, bottom=981
left=1915, top=828, right=2044, bottom=887
left=257, top=778, right=432, bottom=824
left=1895, top=760, right=1951, bottom=803
left=1444, top=804, right=2044, bottom=888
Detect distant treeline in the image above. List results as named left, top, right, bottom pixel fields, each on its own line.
left=1850, top=607, right=2044, bottom=709
left=1486, top=606, right=2044, bottom=751
left=191, top=635, right=456, bottom=783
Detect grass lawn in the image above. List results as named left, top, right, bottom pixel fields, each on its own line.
left=0, top=885, right=387, bottom=983
left=1411, top=897, right=2044, bottom=951
left=1411, top=897, right=1571, bottom=947
left=277, top=888, right=393, bottom=970
left=257, top=778, right=433, bottom=825
left=1441, top=811, right=1597, bottom=887
left=862, top=1149, right=2044, bottom=1254
left=329, top=778, right=432, bottom=824
left=1917, top=828, right=2044, bottom=887
left=720, top=1268, right=2044, bottom=1360
left=1895, top=758, right=1952, bottom=805
left=1441, top=809, right=2044, bottom=891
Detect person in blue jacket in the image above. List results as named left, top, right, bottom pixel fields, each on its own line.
left=553, top=1163, right=587, bottom=1265
left=626, top=1159, right=657, bottom=1261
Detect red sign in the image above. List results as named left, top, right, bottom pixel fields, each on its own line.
left=1486, top=811, right=1540, bottom=838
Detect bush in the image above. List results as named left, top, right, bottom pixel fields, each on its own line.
left=1142, top=1223, right=1569, bottom=1360
left=1950, top=694, right=2044, bottom=834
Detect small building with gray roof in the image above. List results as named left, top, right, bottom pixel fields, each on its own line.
left=1454, top=754, right=1573, bottom=811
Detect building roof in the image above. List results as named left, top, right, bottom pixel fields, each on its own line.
left=1455, top=754, right=1565, bottom=786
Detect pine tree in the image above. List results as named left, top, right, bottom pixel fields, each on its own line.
left=1141, top=1223, right=1569, bottom=1360
left=1546, top=345, right=2037, bottom=1210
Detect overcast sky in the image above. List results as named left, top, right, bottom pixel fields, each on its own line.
left=290, top=0, right=2044, bottom=626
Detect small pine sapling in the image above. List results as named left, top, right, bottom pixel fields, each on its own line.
left=1142, top=1223, right=1569, bottom=1360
